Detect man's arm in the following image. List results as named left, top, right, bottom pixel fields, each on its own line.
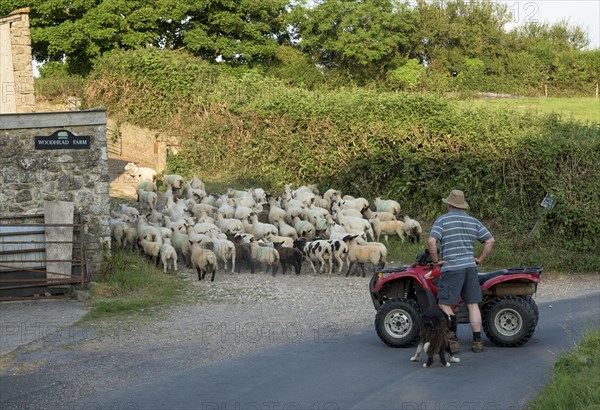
left=475, top=237, right=495, bottom=265
left=427, top=236, right=444, bottom=264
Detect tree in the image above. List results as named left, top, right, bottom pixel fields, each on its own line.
left=289, top=0, right=419, bottom=85
left=0, top=0, right=290, bottom=75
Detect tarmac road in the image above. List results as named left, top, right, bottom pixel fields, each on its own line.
left=75, top=292, right=600, bottom=410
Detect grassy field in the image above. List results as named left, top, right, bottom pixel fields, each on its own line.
left=459, top=97, right=600, bottom=124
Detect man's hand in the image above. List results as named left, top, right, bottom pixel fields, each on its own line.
left=434, top=260, right=447, bottom=266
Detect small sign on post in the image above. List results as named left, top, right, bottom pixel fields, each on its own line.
left=540, top=194, right=556, bottom=209
left=35, top=129, right=91, bottom=150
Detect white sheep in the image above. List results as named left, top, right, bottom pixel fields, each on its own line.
left=160, top=238, right=178, bottom=273
left=335, top=212, right=375, bottom=242
left=362, top=208, right=396, bottom=221
left=137, top=189, right=158, bottom=210
left=110, top=219, right=128, bottom=248
left=248, top=212, right=278, bottom=239
left=345, top=236, right=386, bottom=277
left=370, top=215, right=405, bottom=242
left=119, top=204, right=140, bottom=218
left=162, top=174, right=186, bottom=192
left=190, top=175, right=206, bottom=191
left=249, top=238, right=280, bottom=275
left=137, top=180, right=156, bottom=193
left=139, top=238, right=161, bottom=266
left=268, top=197, right=287, bottom=225
left=403, top=215, right=423, bottom=244
left=374, top=197, right=401, bottom=216
left=189, top=244, right=218, bottom=281
left=276, top=219, right=298, bottom=239
left=124, top=162, right=157, bottom=183
left=293, top=216, right=316, bottom=239
left=215, top=211, right=244, bottom=235
left=172, top=232, right=192, bottom=268
left=340, top=197, right=369, bottom=212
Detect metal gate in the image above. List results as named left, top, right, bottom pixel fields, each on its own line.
left=0, top=213, right=87, bottom=300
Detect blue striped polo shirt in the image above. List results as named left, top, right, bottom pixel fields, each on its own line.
left=429, top=209, right=493, bottom=272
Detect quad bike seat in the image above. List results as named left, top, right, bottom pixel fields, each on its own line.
left=478, top=266, right=543, bottom=285
left=478, top=269, right=508, bottom=284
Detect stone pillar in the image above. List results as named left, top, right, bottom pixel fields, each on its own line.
left=0, top=8, right=35, bottom=113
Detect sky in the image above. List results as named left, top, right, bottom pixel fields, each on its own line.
left=497, top=0, right=600, bottom=49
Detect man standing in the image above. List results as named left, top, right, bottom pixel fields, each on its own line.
left=427, top=189, right=495, bottom=353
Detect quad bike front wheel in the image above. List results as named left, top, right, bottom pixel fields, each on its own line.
left=482, top=295, right=538, bottom=347
left=375, top=299, right=421, bottom=347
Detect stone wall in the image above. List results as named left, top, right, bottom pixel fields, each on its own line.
left=0, top=8, right=35, bottom=113
left=0, top=110, right=111, bottom=273
left=107, top=118, right=179, bottom=174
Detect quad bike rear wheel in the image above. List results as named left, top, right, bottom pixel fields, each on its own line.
left=375, top=299, right=421, bottom=347
left=482, top=295, right=538, bottom=347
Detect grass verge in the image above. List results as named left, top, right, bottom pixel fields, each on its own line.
left=82, top=248, right=185, bottom=321
left=526, top=325, right=600, bottom=410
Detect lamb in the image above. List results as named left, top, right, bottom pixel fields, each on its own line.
left=345, top=236, right=386, bottom=277
left=322, top=189, right=341, bottom=206
left=139, top=238, right=161, bottom=266
left=328, top=237, right=351, bottom=274
left=110, top=220, right=128, bottom=248
left=294, top=191, right=316, bottom=208
left=370, top=214, right=406, bottom=242
left=162, top=174, right=186, bottom=193
left=160, top=238, right=178, bottom=273
left=293, top=239, right=333, bottom=276
left=266, top=233, right=294, bottom=248
left=273, top=242, right=303, bottom=275
left=340, top=197, right=369, bottom=212
left=137, top=180, right=156, bottom=193
left=227, top=233, right=255, bottom=274
left=203, top=231, right=236, bottom=273
left=293, top=216, right=316, bottom=239
left=268, top=197, right=287, bottom=225
left=124, top=162, right=157, bottom=183
left=136, top=216, right=161, bottom=243
left=191, top=203, right=217, bottom=218
left=374, top=197, right=401, bottom=216
left=335, top=212, right=375, bottom=242
left=137, top=189, right=158, bottom=210
left=250, top=188, right=267, bottom=204
left=248, top=212, right=278, bottom=239
left=249, top=238, right=280, bottom=275
left=276, top=219, right=298, bottom=239
left=172, top=232, right=192, bottom=268
left=119, top=204, right=140, bottom=218
left=403, top=215, right=423, bottom=244
left=215, top=212, right=244, bottom=235
left=362, top=208, right=397, bottom=221
left=189, top=175, right=206, bottom=191
left=189, top=243, right=218, bottom=281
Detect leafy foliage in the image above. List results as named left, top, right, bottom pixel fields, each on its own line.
left=86, top=49, right=600, bottom=266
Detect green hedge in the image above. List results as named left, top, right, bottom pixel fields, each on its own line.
left=86, top=49, right=600, bottom=263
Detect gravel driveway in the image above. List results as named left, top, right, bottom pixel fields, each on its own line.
left=0, top=268, right=598, bottom=409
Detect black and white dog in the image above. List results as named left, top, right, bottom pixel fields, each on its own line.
left=410, top=307, right=461, bottom=368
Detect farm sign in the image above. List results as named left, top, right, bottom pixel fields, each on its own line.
left=35, top=129, right=91, bottom=150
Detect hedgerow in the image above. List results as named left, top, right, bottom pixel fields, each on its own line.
left=86, top=49, right=600, bottom=267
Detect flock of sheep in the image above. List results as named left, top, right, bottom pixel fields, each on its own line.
left=111, top=164, right=422, bottom=282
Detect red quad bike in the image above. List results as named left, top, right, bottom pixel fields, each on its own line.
left=370, top=250, right=543, bottom=348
